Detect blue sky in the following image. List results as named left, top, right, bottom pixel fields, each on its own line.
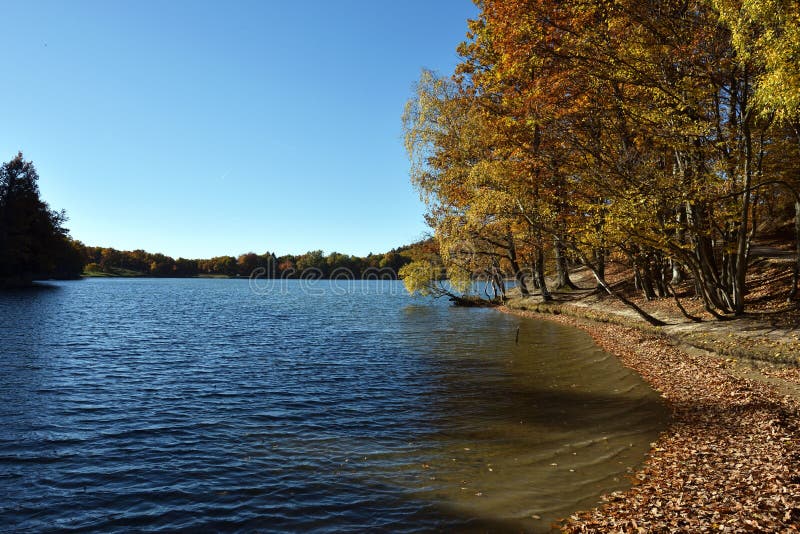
left=0, top=1, right=478, bottom=258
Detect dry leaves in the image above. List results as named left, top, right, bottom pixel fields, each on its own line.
left=503, top=307, right=800, bottom=533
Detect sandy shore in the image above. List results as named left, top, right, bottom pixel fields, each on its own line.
left=498, top=305, right=800, bottom=532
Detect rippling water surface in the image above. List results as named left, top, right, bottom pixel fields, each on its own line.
left=0, top=279, right=667, bottom=532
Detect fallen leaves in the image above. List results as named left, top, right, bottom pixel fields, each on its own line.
left=504, top=307, right=800, bottom=532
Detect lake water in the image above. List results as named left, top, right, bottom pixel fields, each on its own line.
left=0, top=279, right=667, bottom=532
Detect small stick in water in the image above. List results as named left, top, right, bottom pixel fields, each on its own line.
left=515, top=326, right=520, bottom=345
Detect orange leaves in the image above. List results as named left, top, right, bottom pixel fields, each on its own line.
left=520, top=313, right=800, bottom=533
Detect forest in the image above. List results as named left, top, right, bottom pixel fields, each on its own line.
left=79, top=243, right=420, bottom=279
left=400, top=0, right=800, bottom=324
left=0, top=151, right=426, bottom=284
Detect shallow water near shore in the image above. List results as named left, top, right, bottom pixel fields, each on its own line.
left=0, top=278, right=667, bottom=532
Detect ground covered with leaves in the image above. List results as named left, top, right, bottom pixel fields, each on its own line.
left=500, top=306, right=800, bottom=532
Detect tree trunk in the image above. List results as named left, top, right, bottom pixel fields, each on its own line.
left=671, top=201, right=687, bottom=285
left=655, top=254, right=668, bottom=298
left=590, top=268, right=666, bottom=326
left=789, top=199, right=800, bottom=302
left=788, top=127, right=800, bottom=303
left=671, top=259, right=684, bottom=285
left=667, top=282, right=702, bottom=323
left=553, top=236, right=578, bottom=289
left=505, top=229, right=529, bottom=297
left=687, top=201, right=733, bottom=313
left=594, top=247, right=605, bottom=289
left=732, top=68, right=754, bottom=316
left=640, top=254, right=657, bottom=301
left=535, top=248, right=552, bottom=301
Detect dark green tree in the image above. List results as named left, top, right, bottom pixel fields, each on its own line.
left=0, top=152, right=83, bottom=286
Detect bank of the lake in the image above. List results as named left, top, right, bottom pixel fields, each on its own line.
left=499, top=302, right=800, bottom=531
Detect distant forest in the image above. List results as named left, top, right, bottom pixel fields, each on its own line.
left=79, top=242, right=431, bottom=279
left=0, top=153, right=434, bottom=286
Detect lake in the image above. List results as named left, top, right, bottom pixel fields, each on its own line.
left=0, top=278, right=667, bottom=532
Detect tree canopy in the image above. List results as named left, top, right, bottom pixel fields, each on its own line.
left=403, top=0, right=800, bottom=322
left=0, top=153, right=83, bottom=287
left=79, top=241, right=428, bottom=280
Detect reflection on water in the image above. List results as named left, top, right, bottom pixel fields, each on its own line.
left=0, top=279, right=667, bottom=532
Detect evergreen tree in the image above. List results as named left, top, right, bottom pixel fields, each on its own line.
left=0, top=152, right=84, bottom=286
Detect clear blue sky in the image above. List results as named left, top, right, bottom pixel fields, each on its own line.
left=0, top=0, right=478, bottom=259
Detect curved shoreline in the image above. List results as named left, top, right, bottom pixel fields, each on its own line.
left=497, top=305, right=800, bottom=532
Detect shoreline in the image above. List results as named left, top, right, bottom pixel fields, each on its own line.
left=497, top=304, right=800, bottom=531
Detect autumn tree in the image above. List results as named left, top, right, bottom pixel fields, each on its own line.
left=403, top=0, right=800, bottom=322
left=716, top=0, right=800, bottom=300
left=403, top=70, right=541, bottom=300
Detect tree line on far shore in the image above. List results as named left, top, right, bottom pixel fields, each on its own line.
left=0, top=152, right=427, bottom=285
left=79, top=243, right=421, bottom=279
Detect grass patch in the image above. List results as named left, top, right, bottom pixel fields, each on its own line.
left=83, top=267, right=146, bottom=277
